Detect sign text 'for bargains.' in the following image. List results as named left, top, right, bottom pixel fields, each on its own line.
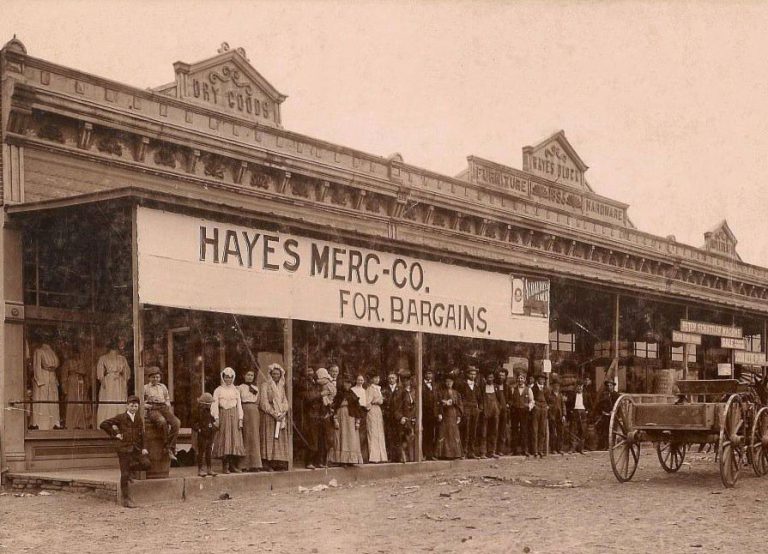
left=136, top=208, right=549, bottom=343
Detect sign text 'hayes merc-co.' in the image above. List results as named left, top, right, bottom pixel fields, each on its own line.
left=136, top=208, right=549, bottom=343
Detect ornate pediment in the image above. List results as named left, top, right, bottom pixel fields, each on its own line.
left=522, top=130, right=589, bottom=190
left=703, top=220, right=741, bottom=260
left=154, top=43, right=287, bottom=128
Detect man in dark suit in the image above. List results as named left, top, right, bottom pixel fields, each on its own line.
left=100, top=395, right=148, bottom=508
left=457, top=366, right=483, bottom=459
left=394, top=376, right=417, bottom=463
left=530, top=374, right=549, bottom=458
left=382, top=372, right=400, bottom=462
left=595, top=379, right=621, bottom=450
left=494, top=368, right=511, bottom=456
left=421, top=370, right=438, bottom=460
left=565, top=382, right=593, bottom=453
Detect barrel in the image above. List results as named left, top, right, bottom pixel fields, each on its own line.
left=145, top=423, right=170, bottom=479
left=653, top=369, right=675, bottom=395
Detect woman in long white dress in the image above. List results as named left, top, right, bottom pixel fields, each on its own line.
left=259, top=364, right=290, bottom=470
left=97, top=341, right=131, bottom=424
left=366, top=374, right=388, bottom=463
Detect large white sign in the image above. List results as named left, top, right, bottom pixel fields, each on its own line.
left=136, top=208, right=549, bottom=343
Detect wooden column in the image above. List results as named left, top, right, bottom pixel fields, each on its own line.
left=414, top=331, right=423, bottom=463
left=612, top=294, right=620, bottom=383
left=760, top=319, right=768, bottom=379
left=682, top=306, right=690, bottom=380
left=130, top=204, right=144, bottom=405
left=283, top=319, right=294, bottom=471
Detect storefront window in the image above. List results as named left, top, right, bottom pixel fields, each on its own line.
left=549, top=330, right=575, bottom=352
left=632, top=341, right=658, bottom=359
left=21, top=206, right=134, bottom=433
left=671, top=344, right=697, bottom=363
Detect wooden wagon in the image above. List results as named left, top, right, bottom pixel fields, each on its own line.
left=609, top=379, right=768, bottom=487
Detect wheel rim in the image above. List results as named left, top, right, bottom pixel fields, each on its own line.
left=750, top=407, right=768, bottom=477
left=610, top=395, right=640, bottom=483
left=656, top=439, right=687, bottom=473
left=718, top=395, right=744, bottom=488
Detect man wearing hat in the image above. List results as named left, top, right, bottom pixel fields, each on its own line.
left=530, top=373, right=549, bottom=458
left=143, top=366, right=180, bottom=461
left=394, top=372, right=417, bottom=462
left=595, top=378, right=620, bottom=450
left=421, top=370, right=439, bottom=461
left=99, top=395, right=148, bottom=508
left=457, top=366, right=483, bottom=459
left=479, top=367, right=500, bottom=458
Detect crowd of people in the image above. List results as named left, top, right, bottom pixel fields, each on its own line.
left=101, top=361, right=621, bottom=507
left=295, top=365, right=623, bottom=466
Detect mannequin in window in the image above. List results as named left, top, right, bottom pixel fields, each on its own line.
left=97, top=338, right=132, bottom=424
left=30, top=336, right=62, bottom=430
left=61, top=343, right=92, bottom=429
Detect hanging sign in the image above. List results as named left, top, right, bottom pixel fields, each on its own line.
left=734, top=350, right=768, bottom=366
left=721, top=337, right=745, bottom=350
left=136, top=207, right=550, bottom=343
left=717, top=363, right=733, bottom=377
left=680, top=320, right=742, bottom=339
left=672, top=331, right=702, bottom=345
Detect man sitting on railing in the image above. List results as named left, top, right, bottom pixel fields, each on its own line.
left=143, top=366, right=180, bottom=462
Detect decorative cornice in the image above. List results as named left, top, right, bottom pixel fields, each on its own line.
left=4, top=79, right=768, bottom=314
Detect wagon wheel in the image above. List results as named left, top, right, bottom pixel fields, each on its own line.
left=609, top=395, right=640, bottom=483
left=750, top=407, right=768, bottom=477
left=718, top=395, right=744, bottom=488
left=656, top=439, right=687, bottom=473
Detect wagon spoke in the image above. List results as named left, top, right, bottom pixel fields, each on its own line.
left=623, top=446, right=630, bottom=476
left=612, top=439, right=627, bottom=450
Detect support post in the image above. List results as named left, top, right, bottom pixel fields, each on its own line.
left=283, top=319, right=294, bottom=471
left=131, top=204, right=144, bottom=406
left=682, top=306, right=689, bottom=380
left=612, top=294, right=620, bottom=383
left=414, top=331, right=423, bottom=463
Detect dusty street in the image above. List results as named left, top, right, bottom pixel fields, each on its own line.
left=1, top=449, right=764, bottom=554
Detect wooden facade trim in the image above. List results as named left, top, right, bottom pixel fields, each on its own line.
left=3, top=51, right=768, bottom=316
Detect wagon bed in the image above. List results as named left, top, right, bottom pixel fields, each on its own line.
left=608, top=379, right=768, bottom=488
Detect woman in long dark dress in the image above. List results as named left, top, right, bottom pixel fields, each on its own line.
left=329, top=374, right=364, bottom=466
left=237, top=369, right=262, bottom=471
left=436, top=375, right=463, bottom=460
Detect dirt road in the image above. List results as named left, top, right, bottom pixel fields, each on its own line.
left=1, top=449, right=764, bottom=553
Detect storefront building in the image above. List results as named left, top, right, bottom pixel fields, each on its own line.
left=1, top=38, right=766, bottom=472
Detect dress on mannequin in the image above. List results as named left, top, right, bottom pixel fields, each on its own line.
left=62, top=352, right=92, bottom=429
left=31, top=343, right=61, bottom=430
left=97, top=349, right=131, bottom=424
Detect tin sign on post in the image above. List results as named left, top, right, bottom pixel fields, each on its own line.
left=541, top=359, right=552, bottom=374
left=672, top=331, right=702, bottom=345
left=717, top=363, right=733, bottom=377
left=734, top=350, right=768, bottom=366
left=680, top=320, right=742, bottom=339
left=721, top=337, right=746, bottom=350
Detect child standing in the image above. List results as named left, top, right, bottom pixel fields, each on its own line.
left=193, top=392, right=218, bottom=477
left=99, top=395, right=148, bottom=508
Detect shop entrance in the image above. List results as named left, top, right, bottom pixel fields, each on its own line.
left=166, top=327, right=225, bottom=429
